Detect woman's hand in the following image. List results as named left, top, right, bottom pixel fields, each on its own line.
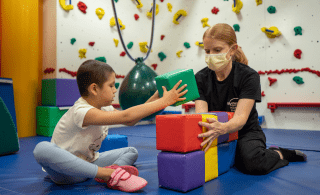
left=198, top=117, right=226, bottom=152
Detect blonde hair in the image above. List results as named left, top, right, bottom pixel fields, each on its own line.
left=203, top=23, right=248, bottom=65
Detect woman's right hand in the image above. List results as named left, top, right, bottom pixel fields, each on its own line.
left=162, top=80, right=188, bottom=106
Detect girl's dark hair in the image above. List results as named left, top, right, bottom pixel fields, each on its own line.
left=76, top=60, right=114, bottom=97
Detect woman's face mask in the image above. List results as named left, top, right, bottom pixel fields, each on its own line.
left=205, top=47, right=233, bottom=71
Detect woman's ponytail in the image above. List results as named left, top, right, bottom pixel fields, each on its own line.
left=233, top=46, right=248, bottom=65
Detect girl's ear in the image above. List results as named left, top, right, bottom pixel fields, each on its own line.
left=88, top=83, right=98, bottom=96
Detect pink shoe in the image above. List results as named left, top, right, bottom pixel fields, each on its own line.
left=95, top=165, right=139, bottom=183
left=107, top=168, right=148, bottom=192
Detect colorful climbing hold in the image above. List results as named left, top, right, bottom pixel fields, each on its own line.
left=151, top=64, right=158, bottom=70
left=261, top=26, right=282, bottom=38
left=110, top=17, right=125, bottom=30
left=114, top=0, right=119, bottom=3
left=232, top=0, right=243, bottom=14
left=96, top=8, right=105, bottom=20
left=211, top=7, right=219, bottom=14
left=195, top=41, right=204, bottom=47
left=158, top=52, right=166, bottom=61
left=59, top=68, right=77, bottom=77
left=201, top=18, right=210, bottom=28
left=160, top=0, right=164, bottom=2
left=268, top=77, right=277, bottom=86
left=146, top=4, right=159, bottom=18
left=256, top=0, right=262, bottom=6
left=267, top=6, right=276, bottom=14
left=95, top=57, right=106, bottom=63
left=233, top=24, right=240, bottom=32
left=133, top=0, right=143, bottom=9
left=173, top=10, right=187, bottom=24
left=294, top=26, right=302, bottom=36
left=120, top=51, right=126, bottom=57
left=167, top=3, right=172, bottom=12
left=261, top=91, right=265, bottom=97
left=71, top=38, right=76, bottom=45
left=115, top=83, right=120, bottom=89
left=134, top=14, right=139, bottom=20
left=59, top=0, right=74, bottom=11
left=77, top=1, right=87, bottom=14
left=113, top=38, right=119, bottom=47
left=184, top=42, right=190, bottom=49
left=89, top=42, right=95, bottom=46
left=161, top=35, right=165, bottom=40
left=44, top=68, right=55, bottom=74
left=176, top=50, right=183, bottom=58
left=293, top=76, right=304, bottom=84
left=127, top=42, right=134, bottom=49
left=139, top=42, right=149, bottom=53
left=294, top=49, right=302, bottom=59
left=79, top=48, right=87, bottom=59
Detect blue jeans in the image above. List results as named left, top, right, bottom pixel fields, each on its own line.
left=33, top=141, right=138, bottom=184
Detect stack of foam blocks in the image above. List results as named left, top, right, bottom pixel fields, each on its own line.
left=156, top=112, right=238, bottom=192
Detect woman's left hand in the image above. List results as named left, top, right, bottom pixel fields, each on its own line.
left=198, top=117, right=226, bottom=152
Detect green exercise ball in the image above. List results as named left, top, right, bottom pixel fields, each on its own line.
left=119, top=58, right=163, bottom=120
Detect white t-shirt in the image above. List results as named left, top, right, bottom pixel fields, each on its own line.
left=51, top=97, right=114, bottom=163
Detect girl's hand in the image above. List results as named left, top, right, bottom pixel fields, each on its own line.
left=162, top=80, right=188, bottom=106
left=198, top=117, right=226, bottom=152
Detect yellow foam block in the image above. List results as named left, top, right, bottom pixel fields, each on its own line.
left=204, top=146, right=218, bottom=182
left=201, top=114, right=218, bottom=149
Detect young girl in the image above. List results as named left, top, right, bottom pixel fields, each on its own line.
left=195, top=23, right=307, bottom=175
left=33, top=60, right=188, bottom=192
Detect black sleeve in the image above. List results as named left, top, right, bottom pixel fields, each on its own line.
left=239, top=72, right=261, bottom=102
left=194, top=72, right=207, bottom=102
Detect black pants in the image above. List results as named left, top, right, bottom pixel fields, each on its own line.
left=235, top=130, right=289, bottom=175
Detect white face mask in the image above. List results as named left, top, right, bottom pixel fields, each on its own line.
left=205, top=47, right=232, bottom=71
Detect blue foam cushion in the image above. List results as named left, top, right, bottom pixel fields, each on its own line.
left=99, top=134, right=128, bottom=152
left=218, top=140, right=237, bottom=176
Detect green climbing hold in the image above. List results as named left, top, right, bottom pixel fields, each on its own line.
left=71, top=38, right=76, bottom=45
left=114, top=0, right=119, bottom=3
left=267, top=6, right=276, bottom=14
left=95, top=56, right=107, bottom=63
left=184, top=42, right=190, bottom=49
left=293, top=76, right=304, bottom=84
left=233, top=24, right=240, bottom=32
left=294, top=26, right=302, bottom=36
left=115, top=83, right=120, bottom=89
left=158, top=52, right=167, bottom=61
left=127, top=42, right=134, bottom=49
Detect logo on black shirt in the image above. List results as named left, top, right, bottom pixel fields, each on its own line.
left=227, top=98, right=239, bottom=112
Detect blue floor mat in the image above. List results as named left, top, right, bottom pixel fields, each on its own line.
left=0, top=124, right=320, bottom=195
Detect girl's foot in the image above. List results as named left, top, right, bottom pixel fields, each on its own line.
left=95, top=165, right=139, bottom=183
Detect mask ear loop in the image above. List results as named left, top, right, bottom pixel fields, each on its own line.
left=226, top=45, right=236, bottom=61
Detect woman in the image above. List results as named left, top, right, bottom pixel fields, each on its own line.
left=195, top=23, right=307, bottom=175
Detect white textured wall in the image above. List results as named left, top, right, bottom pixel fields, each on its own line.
left=54, top=0, right=320, bottom=130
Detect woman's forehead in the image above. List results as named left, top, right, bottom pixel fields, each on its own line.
left=204, top=38, right=229, bottom=48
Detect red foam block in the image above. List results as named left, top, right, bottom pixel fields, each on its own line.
left=156, top=114, right=203, bottom=153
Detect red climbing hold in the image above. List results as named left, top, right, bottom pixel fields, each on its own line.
left=268, top=77, right=277, bottom=86
left=78, top=2, right=87, bottom=14
left=294, top=49, right=302, bottom=59
left=120, top=51, right=126, bottom=56
left=134, top=14, right=139, bottom=20
left=151, top=64, right=158, bottom=70
left=89, top=42, right=95, bottom=46
left=211, top=7, right=219, bottom=14
left=160, top=0, right=164, bottom=2
left=44, top=68, right=55, bottom=74
left=261, top=91, right=265, bottom=97
left=258, top=70, right=265, bottom=75
left=161, top=35, right=165, bottom=40
left=59, top=68, right=77, bottom=77
left=116, top=74, right=125, bottom=79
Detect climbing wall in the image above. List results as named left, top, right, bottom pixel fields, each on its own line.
left=43, top=0, right=320, bottom=130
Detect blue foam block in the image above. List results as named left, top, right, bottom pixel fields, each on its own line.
left=99, top=134, right=128, bottom=152
left=0, top=78, right=17, bottom=131
left=161, top=111, right=182, bottom=115
left=218, top=140, right=237, bottom=176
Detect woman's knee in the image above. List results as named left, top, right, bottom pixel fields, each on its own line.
left=236, top=153, right=270, bottom=175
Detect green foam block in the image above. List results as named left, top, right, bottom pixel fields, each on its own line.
left=155, top=69, right=200, bottom=106
left=36, top=106, right=68, bottom=127
left=36, top=126, right=55, bottom=137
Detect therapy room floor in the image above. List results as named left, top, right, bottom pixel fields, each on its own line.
left=1, top=124, right=320, bottom=195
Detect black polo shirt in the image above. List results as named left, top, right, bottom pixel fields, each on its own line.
left=195, top=61, right=262, bottom=138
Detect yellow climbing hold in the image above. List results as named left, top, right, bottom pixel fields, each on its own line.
left=59, top=0, right=73, bottom=11
left=167, top=3, right=172, bottom=12
left=146, top=4, right=159, bottom=18
left=173, top=10, right=187, bottom=24
left=96, top=8, right=105, bottom=20
left=256, top=0, right=262, bottom=6
left=139, top=42, right=152, bottom=53
left=261, top=26, right=282, bottom=38
left=79, top=48, right=87, bottom=59
left=176, top=50, right=183, bottom=58
left=133, top=0, right=143, bottom=9
left=201, top=18, right=210, bottom=28
left=195, top=41, right=204, bottom=47
left=232, top=0, right=243, bottom=14
left=110, top=17, right=125, bottom=30
left=113, top=39, right=119, bottom=47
